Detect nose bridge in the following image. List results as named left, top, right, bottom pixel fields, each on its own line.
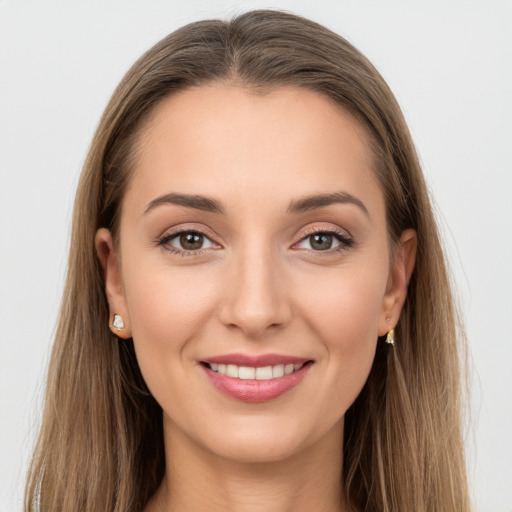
left=220, top=233, right=291, bottom=337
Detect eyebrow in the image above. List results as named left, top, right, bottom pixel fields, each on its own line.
left=143, top=190, right=369, bottom=217
left=144, top=193, right=225, bottom=215
left=286, top=191, right=369, bottom=217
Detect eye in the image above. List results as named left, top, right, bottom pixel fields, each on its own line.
left=159, top=230, right=218, bottom=254
left=295, top=229, right=354, bottom=252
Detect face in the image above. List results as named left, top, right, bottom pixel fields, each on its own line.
left=97, top=85, right=415, bottom=463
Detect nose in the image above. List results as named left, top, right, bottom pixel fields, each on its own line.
left=218, top=239, right=292, bottom=339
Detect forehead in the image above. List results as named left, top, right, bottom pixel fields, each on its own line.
left=125, top=84, right=383, bottom=218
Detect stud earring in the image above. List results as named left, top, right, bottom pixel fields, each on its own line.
left=385, top=328, right=395, bottom=345
left=112, top=314, right=124, bottom=332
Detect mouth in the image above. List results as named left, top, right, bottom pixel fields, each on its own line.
left=200, top=361, right=312, bottom=380
left=199, top=357, right=314, bottom=402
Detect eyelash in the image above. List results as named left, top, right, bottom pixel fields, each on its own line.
left=157, top=229, right=217, bottom=258
left=157, top=226, right=355, bottom=257
left=298, top=226, right=355, bottom=253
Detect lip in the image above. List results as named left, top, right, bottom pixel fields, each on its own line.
left=201, top=353, right=311, bottom=367
left=200, top=357, right=314, bottom=403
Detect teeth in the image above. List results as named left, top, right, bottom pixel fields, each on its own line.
left=209, top=362, right=306, bottom=380
left=255, top=366, right=272, bottom=380
left=272, top=364, right=284, bottom=378
left=239, top=366, right=256, bottom=379
left=226, top=364, right=238, bottom=378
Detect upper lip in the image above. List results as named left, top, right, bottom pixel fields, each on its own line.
left=201, top=353, right=312, bottom=367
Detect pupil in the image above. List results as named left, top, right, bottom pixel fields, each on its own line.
left=311, top=233, right=332, bottom=250
left=180, top=233, right=203, bottom=250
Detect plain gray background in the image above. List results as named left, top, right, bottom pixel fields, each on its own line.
left=1, top=1, right=511, bottom=511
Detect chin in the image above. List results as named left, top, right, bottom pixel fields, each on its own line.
left=197, top=416, right=325, bottom=464
left=212, top=437, right=304, bottom=464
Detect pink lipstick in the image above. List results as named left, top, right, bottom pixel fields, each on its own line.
left=200, top=353, right=314, bottom=403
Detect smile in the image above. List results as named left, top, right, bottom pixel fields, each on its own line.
left=200, top=356, right=314, bottom=402
left=205, top=362, right=305, bottom=380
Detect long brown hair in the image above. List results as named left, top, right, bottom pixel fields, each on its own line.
left=25, top=9, right=470, bottom=512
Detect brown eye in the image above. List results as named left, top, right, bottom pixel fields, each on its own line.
left=180, top=232, right=204, bottom=250
left=159, top=230, right=217, bottom=254
left=310, top=233, right=333, bottom=251
left=295, top=229, right=354, bottom=253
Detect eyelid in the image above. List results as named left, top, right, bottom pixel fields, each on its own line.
left=291, top=225, right=355, bottom=253
left=157, top=223, right=220, bottom=242
left=156, top=224, right=222, bottom=256
left=155, top=223, right=355, bottom=257
left=297, top=224, right=352, bottom=240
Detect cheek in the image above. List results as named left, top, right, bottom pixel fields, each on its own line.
left=125, top=253, right=219, bottom=327
left=122, top=261, right=218, bottom=389
left=302, top=262, right=386, bottom=346
left=299, top=263, right=387, bottom=405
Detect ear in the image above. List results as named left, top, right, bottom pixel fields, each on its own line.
left=95, top=228, right=132, bottom=339
left=378, top=229, right=417, bottom=336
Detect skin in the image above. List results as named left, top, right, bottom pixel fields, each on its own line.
left=96, top=85, right=416, bottom=512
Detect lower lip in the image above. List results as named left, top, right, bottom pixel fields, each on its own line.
left=201, top=362, right=313, bottom=403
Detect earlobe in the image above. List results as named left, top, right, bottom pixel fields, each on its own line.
left=378, top=229, right=417, bottom=336
left=95, top=228, right=132, bottom=339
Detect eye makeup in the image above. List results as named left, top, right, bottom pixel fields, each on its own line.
left=155, top=223, right=356, bottom=258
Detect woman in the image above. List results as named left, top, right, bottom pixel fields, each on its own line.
left=25, top=9, right=471, bottom=512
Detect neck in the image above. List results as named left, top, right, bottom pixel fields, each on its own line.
left=146, top=416, right=349, bottom=512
